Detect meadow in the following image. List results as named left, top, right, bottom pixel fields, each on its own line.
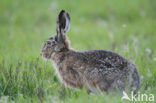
left=0, top=0, right=156, bottom=102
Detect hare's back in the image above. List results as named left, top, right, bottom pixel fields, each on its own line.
left=80, top=50, right=130, bottom=71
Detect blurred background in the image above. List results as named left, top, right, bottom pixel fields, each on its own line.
left=0, top=0, right=156, bottom=103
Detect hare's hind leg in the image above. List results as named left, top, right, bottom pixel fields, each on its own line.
left=94, top=80, right=123, bottom=93
left=91, top=81, right=110, bottom=93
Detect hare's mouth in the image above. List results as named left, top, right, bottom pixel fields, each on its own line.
left=42, top=54, right=50, bottom=59
left=40, top=51, right=54, bottom=60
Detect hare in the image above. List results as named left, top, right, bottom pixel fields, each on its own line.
left=40, top=10, right=140, bottom=93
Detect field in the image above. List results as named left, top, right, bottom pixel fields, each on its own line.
left=0, top=0, right=156, bottom=103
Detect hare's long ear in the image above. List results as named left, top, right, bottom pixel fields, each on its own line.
left=56, top=10, right=70, bottom=41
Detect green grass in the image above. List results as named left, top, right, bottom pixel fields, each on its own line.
left=0, top=0, right=156, bottom=102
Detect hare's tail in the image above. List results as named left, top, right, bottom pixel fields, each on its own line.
left=129, top=64, right=141, bottom=93
left=133, top=68, right=140, bottom=92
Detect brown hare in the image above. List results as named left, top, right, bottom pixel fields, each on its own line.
left=40, top=10, right=140, bottom=93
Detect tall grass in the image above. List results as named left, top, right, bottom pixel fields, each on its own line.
left=0, top=0, right=156, bottom=102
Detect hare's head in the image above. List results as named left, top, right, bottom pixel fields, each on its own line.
left=41, top=10, right=70, bottom=59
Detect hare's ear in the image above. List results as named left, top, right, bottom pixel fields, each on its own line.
left=56, top=10, right=70, bottom=41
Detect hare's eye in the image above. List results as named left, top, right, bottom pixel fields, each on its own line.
left=46, top=41, right=51, bottom=46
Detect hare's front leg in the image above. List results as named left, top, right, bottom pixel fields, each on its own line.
left=59, top=67, right=83, bottom=89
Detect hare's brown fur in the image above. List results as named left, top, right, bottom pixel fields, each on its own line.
left=51, top=43, right=140, bottom=92
left=41, top=10, right=140, bottom=93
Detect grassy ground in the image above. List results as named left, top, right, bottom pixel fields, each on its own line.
left=0, top=0, right=156, bottom=102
